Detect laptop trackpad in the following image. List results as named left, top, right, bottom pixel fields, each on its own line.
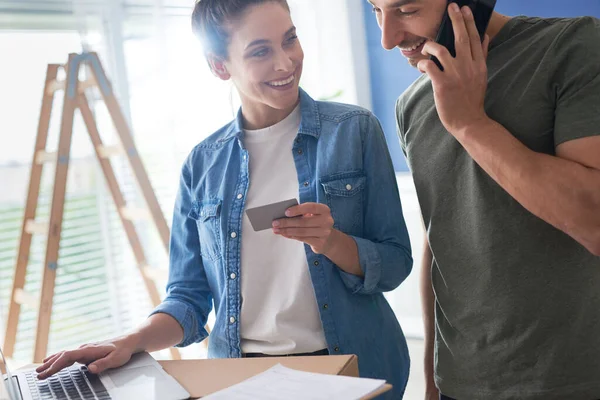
left=106, top=366, right=163, bottom=388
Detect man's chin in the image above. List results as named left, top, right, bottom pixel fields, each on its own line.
left=406, top=56, right=421, bottom=69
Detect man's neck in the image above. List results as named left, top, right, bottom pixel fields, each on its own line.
left=486, top=12, right=512, bottom=42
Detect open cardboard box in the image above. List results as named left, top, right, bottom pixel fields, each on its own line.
left=159, top=354, right=392, bottom=399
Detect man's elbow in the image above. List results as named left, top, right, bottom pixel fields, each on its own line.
left=582, top=224, right=600, bottom=257
left=589, top=231, right=600, bottom=257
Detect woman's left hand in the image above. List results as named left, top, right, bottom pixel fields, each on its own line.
left=272, top=202, right=337, bottom=254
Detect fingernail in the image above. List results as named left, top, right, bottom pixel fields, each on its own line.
left=463, top=6, right=472, bottom=16
left=285, top=210, right=291, bottom=217
left=89, top=365, right=97, bottom=373
left=272, top=220, right=280, bottom=227
left=451, top=3, right=459, bottom=12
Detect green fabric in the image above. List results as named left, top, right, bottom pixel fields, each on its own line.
left=396, top=16, right=600, bottom=400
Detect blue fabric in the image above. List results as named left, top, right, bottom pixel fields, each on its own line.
left=151, top=89, right=413, bottom=399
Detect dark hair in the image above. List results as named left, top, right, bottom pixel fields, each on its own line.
left=192, top=0, right=291, bottom=59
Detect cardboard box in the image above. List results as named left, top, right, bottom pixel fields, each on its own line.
left=159, top=354, right=392, bottom=399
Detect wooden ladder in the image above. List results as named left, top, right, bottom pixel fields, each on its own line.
left=3, top=52, right=183, bottom=362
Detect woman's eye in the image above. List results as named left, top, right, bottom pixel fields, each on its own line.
left=372, top=7, right=381, bottom=13
left=252, top=48, right=269, bottom=57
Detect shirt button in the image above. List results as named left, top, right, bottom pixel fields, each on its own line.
left=297, top=149, right=304, bottom=155
left=230, top=316, right=236, bottom=324
left=231, top=232, right=237, bottom=238
left=334, top=346, right=340, bottom=352
left=313, top=260, right=319, bottom=267
left=230, top=273, right=237, bottom=280
left=237, top=193, right=243, bottom=200
left=303, top=181, right=309, bottom=187
left=323, top=304, right=329, bottom=310
left=346, top=184, right=352, bottom=191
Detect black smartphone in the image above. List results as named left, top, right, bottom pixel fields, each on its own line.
left=431, top=0, right=496, bottom=71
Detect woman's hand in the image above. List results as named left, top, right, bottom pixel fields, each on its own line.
left=273, top=202, right=363, bottom=276
left=35, top=334, right=139, bottom=379
left=272, top=202, right=336, bottom=254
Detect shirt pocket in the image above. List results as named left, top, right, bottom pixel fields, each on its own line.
left=320, top=172, right=366, bottom=236
left=188, top=199, right=222, bottom=262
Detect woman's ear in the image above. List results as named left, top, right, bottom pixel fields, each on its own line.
left=208, top=55, right=230, bottom=80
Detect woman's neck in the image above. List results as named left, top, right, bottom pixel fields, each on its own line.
left=240, top=97, right=300, bottom=130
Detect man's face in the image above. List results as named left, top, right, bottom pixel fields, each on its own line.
left=369, top=0, right=448, bottom=68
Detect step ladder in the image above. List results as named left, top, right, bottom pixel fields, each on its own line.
left=3, top=52, right=187, bottom=362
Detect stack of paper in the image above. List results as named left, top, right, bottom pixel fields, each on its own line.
left=202, top=364, right=387, bottom=400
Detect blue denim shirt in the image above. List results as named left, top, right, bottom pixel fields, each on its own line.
left=152, top=89, right=413, bottom=398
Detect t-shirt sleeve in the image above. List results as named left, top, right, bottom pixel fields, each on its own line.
left=395, top=97, right=408, bottom=157
left=552, top=17, right=600, bottom=147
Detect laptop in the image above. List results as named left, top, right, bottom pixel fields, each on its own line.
left=1, top=346, right=190, bottom=400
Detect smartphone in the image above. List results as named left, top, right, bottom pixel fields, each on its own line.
left=431, top=0, right=496, bottom=71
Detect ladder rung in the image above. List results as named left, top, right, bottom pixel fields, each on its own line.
left=46, top=80, right=65, bottom=95
left=120, top=207, right=150, bottom=221
left=14, top=289, right=38, bottom=308
left=97, top=144, right=124, bottom=159
left=78, top=77, right=97, bottom=92
left=142, top=265, right=169, bottom=282
left=25, top=220, right=48, bottom=235
left=46, top=77, right=97, bottom=95
left=35, top=151, right=57, bottom=164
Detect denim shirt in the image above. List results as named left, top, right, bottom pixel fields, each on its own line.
left=151, top=89, right=413, bottom=398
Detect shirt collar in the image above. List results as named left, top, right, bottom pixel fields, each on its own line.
left=221, top=87, right=321, bottom=144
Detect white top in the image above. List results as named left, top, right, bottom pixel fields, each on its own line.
left=239, top=105, right=327, bottom=355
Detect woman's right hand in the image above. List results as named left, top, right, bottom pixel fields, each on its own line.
left=35, top=334, right=139, bottom=379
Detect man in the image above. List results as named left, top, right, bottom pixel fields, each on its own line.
left=368, top=0, right=600, bottom=399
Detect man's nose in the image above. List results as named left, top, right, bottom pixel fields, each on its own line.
left=380, top=13, right=404, bottom=50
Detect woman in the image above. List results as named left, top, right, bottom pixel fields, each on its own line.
left=36, top=0, right=413, bottom=397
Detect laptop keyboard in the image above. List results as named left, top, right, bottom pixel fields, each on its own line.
left=24, top=365, right=112, bottom=400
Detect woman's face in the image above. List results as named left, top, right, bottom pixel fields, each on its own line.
left=219, top=2, right=304, bottom=118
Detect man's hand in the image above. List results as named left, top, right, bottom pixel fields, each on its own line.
left=272, top=202, right=336, bottom=254
left=418, top=3, right=491, bottom=138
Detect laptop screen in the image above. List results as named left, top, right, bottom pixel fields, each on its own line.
left=0, top=347, right=22, bottom=400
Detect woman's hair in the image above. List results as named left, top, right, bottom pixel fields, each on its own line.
left=192, top=0, right=291, bottom=59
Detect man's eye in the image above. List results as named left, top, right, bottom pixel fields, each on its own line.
left=372, top=7, right=381, bottom=13
left=398, top=9, right=418, bottom=16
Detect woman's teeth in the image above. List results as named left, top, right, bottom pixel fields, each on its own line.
left=269, top=75, right=295, bottom=86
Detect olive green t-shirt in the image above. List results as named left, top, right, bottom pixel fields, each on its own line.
left=396, top=16, right=600, bottom=400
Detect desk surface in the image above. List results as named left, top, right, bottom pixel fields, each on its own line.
left=21, top=355, right=392, bottom=399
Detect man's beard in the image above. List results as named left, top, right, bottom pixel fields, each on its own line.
left=407, top=57, right=420, bottom=68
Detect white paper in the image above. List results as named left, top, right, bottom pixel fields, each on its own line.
left=202, top=364, right=387, bottom=400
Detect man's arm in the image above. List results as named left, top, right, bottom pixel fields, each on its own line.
left=420, top=233, right=439, bottom=400
left=418, top=5, right=600, bottom=256
left=456, top=122, right=600, bottom=256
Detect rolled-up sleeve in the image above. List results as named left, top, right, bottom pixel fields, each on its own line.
left=149, top=157, right=213, bottom=347
left=338, top=114, right=413, bottom=294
